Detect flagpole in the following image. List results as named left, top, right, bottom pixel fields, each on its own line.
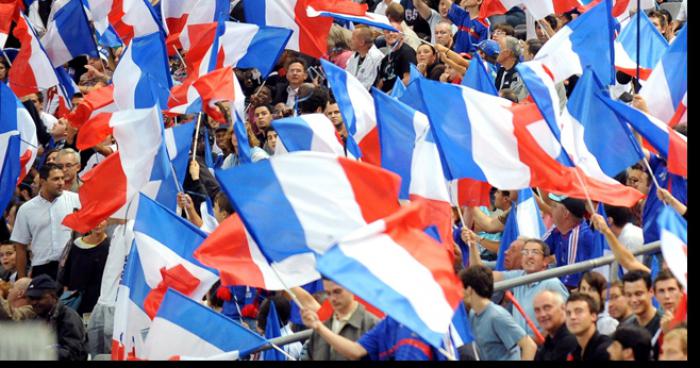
left=1, top=49, right=12, bottom=67
left=635, top=0, right=641, bottom=90
left=268, top=263, right=305, bottom=310
left=571, top=165, right=597, bottom=215
left=191, top=112, right=203, bottom=162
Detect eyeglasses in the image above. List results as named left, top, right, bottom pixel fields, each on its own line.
left=520, top=249, right=544, bottom=256
left=54, top=163, right=78, bottom=169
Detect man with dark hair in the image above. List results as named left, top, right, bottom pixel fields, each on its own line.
left=26, top=274, right=88, bottom=361
left=11, top=164, right=81, bottom=279
left=324, top=98, right=348, bottom=142
left=565, top=293, right=612, bottom=361
left=622, top=270, right=663, bottom=359
left=272, top=58, right=309, bottom=108
left=257, top=294, right=303, bottom=360
left=607, top=281, right=635, bottom=324
left=459, top=265, right=537, bottom=360
left=296, top=84, right=329, bottom=115
left=653, top=270, right=684, bottom=335
left=603, top=204, right=644, bottom=264
left=607, top=325, right=652, bottom=361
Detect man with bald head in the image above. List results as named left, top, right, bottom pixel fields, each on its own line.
left=534, top=290, right=578, bottom=361
left=0, top=278, right=36, bottom=320
left=346, top=26, right=384, bottom=90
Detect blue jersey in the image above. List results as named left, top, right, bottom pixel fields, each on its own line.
left=448, top=3, right=489, bottom=53
left=543, top=221, right=597, bottom=288
left=358, top=317, right=441, bottom=360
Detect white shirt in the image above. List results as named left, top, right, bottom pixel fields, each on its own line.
left=618, top=222, right=644, bottom=263
left=372, top=0, right=399, bottom=16
left=40, top=111, right=58, bottom=134
left=281, top=323, right=303, bottom=360
left=10, top=191, right=81, bottom=266
left=97, top=221, right=134, bottom=306
left=345, top=45, right=385, bottom=90
left=285, top=85, right=300, bottom=109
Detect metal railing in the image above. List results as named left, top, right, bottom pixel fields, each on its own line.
left=254, top=241, right=662, bottom=352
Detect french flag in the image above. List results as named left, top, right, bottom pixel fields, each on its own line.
left=480, top=0, right=581, bottom=21
left=657, top=206, right=687, bottom=291
left=306, top=3, right=398, bottom=32
left=65, top=84, right=117, bottom=129
left=217, top=21, right=292, bottom=78
left=242, top=0, right=368, bottom=58
left=164, top=121, right=196, bottom=187
left=112, top=31, right=173, bottom=110
left=214, top=152, right=401, bottom=264
left=62, top=106, right=165, bottom=233
left=87, top=0, right=162, bottom=46
left=461, top=52, right=498, bottom=96
left=614, top=11, right=668, bottom=81
left=316, top=202, right=463, bottom=349
left=599, top=96, right=687, bottom=177
left=272, top=113, right=347, bottom=157
left=144, top=289, right=267, bottom=360
left=321, top=59, right=379, bottom=165
left=50, top=66, right=79, bottom=119
left=168, top=66, right=232, bottom=119
left=165, top=0, right=229, bottom=52
left=195, top=213, right=321, bottom=290
left=112, top=194, right=219, bottom=360
left=495, top=188, right=546, bottom=271
left=416, top=78, right=643, bottom=207
left=372, top=89, right=452, bottom=251
left=639, top=26, right=687, bottom=127
left=532, top=0, right=616, bottom=85
left=0, top=0, right=18, bottom=47
left=8, top=13, right=60, bottom=98
left=40, top=0, right=98, bottom=67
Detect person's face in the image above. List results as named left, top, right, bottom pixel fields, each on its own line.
left=213, top=201, right=228, bottom=223
left=215, top=131, right=230, bottom=151
left=520, top=241, right=547, bottom=274
left=495, top=42, right=511, bottom=65
left=266, top=131, right=278, bottom=152
left=51, top=119, right=67, bottom=140
left=566, top=300, right=596, bottom=336
left=654, top=279, right=683, bottom=313
left=0, top=62, right=7, bottom=80
left=324, top=103, right=343, bottom=127
left=350, top=30, right=365, bottom=51
left=626, top=169, right=650, bottom=195
left=0, top=245, right=16, bottom=271
left=254, top=106, right=273, bottom=130
left=607, top=341, right=628, bottom=361
left=56, top=154, right=79, bottom=181
left=578, top=279, right=601, bottom=312
left=550, top=202, right=570, bottom=229
left=87, top=57, right=102, bottom=70
left=504, top=239, right=524, bottom=270
left=28, top=93, right=42, bottom=111
left=383, top=29, right=401, bottom=47
left=660, top=336, right=687, bottom=360
left=533, top=292, right=565, bottom=335
left=461, top=0, right=480, bottom=8
left=607, top=285, right=630, bottom=320
left=416, top=45, right=436, bottom=66
left=535, top=23, right=548, bottom=42
left=493, top=190, right=509, bottom=210
left=649, top=16, right=666, bottom=35
left=229, top=130, right=239, bottom=150
left=438, top=0, right=451, bottom=17
left=624, top=279, right=652, bottom=316
left=322, top=280, right=355, bottom=314
left=492, top=28, right=507, bottom=42
left=435, top=24, right=452, bottom=47
left=523, top=47, right=534, bottom=61
left=42, top=168, right=65, bottom=197
left=286, top=62, right=307, bottom=86
left=29, top=292, right=57, bottom=317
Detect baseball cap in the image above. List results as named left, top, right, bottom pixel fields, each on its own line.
left=25, top=274, right=58, bottom=299
left=476, top=39, right=500, bottom=58
left=548, top=193, right=587, bottom=218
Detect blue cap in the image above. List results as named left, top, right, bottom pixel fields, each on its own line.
left=476, top=40, right=500, bottom=58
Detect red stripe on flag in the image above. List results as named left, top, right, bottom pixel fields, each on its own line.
left=76, top=113, right=114, bottom=150
left=8, top=17, right=40, bottom=98
left=457, top=178, right=491, bottom=207
left=109, top=0, right=135, bottom=45
left=337, top=157, right=401, bottom=224
left=667, top=130, right=687, bottom=177
left=668, top=100, right=687, bottom=128
left=358, top=127, right=382, bottom=166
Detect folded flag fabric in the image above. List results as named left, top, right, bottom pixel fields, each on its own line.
left=87, top=0, right=162, bottom=46
left=40, top=0, right=98, bottom=67
left=613, top=11, right=668, bottom=81
left=272, top=113, right=347, bottom=157
left=217, top=21, right=292, bottom=78
left=65, top=84, right=117, bottom=128
left=480, top=0, right=581, bottom=21
left=8, top=13, right=60, bottom=98
left=495, top=188, right=546, bottom=271
left=657, top=206, right=687, bottom=291
left=306, top=4, right=398, bottom=32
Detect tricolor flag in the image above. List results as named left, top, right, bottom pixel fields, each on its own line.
left=495, top=188, right=546, bottom=271
left=613, top=11, right=668, bottom=81
left=65, top=84, right=117, bottom=129
left=657, top=206, right=687, bottom=291
left=316, top=202, right=463, bottom=349
left=162, top=0, right=229, bottom=52
left=217, top=21, right=292, bottom=78
left=480, top=0, right=581, bottom=21
left=461, top=52, right=498, bottom=96
left=272, top=113, right=347, bottom=157
left=306, top=3, right=398, bottom=32
left=1, top=81, right=35, bottom=213
left=87, top=0, right=163, bottom=46
left=164, top=121, right=196, bottom=187
left=144, top=289, right=266, bottom=360
left=40, top=0, right=98, bottom=67
left=639, top=26, right=687, bottom=127
left=8, top=13, right=60, bottom=98
left=0, top=0, right=18, bottom=48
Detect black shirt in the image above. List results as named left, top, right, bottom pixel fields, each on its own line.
left=631, top=310, right=663, bottom=360
left=495, top=63, right=521, bottom=92
left=375, top=43, right=417, bottom=93
left=535, top=324, right=579, bottom=361
left=569, top=331, right=612, bottom=361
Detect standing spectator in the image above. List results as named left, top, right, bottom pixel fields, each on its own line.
left=494, top=36, right=527, bottom=101
left=447, top=0, right=489, bottom=53
left=607, top=281, right=636, bottom=324
left=271, top=58, right=309, bottom=109
left=346, top=26, right=385, bottom=90
left=372, top=0, right=400, bottom=16
left=607, top=325, right=652, bottom=361
left=533, top=290, right=578, bottom=361
left=324, top=98, right=348, bottom=142
left=577, top=272, right=619, bottom=335
left=660, top=327, right=687, bottom=361
left=385, top=3, right=422, bottom=51
left=11, top=164, right=81, bottom=280
left=26, top=275, right=88, bottom=361
left=622, top=270, right=663, bottom=359
left=460, top=265, right=537, bottom=360
left=0, top=277, right=36, bottom=320
left=55, top=149, right=81, bottom=192
left=412, top=0, right=453, bottom=44
left=415, top=44, right=441, bottom=78
left=256, top=294, right=303, bottom=360
left=374, top=22, right=417, bottom=92
left=565, top=293, right=612, bottom=361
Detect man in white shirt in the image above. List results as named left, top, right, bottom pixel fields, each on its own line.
left=10, top=164, right=81, bottom=280
left=345, top=27, right=385, bottom=90
left=604, top=205, right=644, bottom=261
left=373, top=0, right=400, bottom=16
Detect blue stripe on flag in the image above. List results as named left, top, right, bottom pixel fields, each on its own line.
left=237, top=26, right=292, bottom=77
left=55, top=0, right=98, bottom=60
left=271, top=116, right=316, bottom=152
left=461, top=53, right=497, bottom=96
left=660, top=26, right=687, bottom=109
left=242, top=0, right=267, bottom=25
left=567, top=0, right=616, bottom=85
left=130, top=32, right=173, bottom=110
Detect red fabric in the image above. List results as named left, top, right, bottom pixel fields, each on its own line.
left=317, top=299, right=334, bottom=321
left=240, top=304, right=259, bottom=318
left=668, top=100, right=686, bottom=128
left=357, top=127, right=382, bottom=166
left=62, top=153, right=127, bottom=233
left=337, top=156, right=401, bottom=224
left=165, top=14, right=189, bottom=54
left=216, top=285, right=233, bottom=301
left=667, top=130, right=687, bottom=177
left=76, top=113, right=114, bottom=150
left=410, top=195, right=454, bottom=261
left=0, top=0, right=17, bottom=39
left=143, top=265, right=201, bottom=319
left=456, top=178, right=491, bottom=207
left=66, top=85, right=115, bottom=128
left=615, top=66, right=653, bottom=81
left=183, top=23, right=219, bottom=79
left=670, top=292, right=687, bottom=329
left=293, top=0, right=367, bottom=58
left=8, top=16, right=40, bottom=98
left=108, top=0, right=134, bottom=45
left=378, top=338, right=433, bottom=360
left=355, top=295, right=385, bottom=319
left=505, top=291, right=545, bottom=345
left=480, top=0, right=580, bottom=18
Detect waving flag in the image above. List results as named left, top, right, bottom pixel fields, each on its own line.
left=461, top=52, right=498, bottom=96
left=639, top=26, right=687, bottom=127
left=416, top=78, right=643, bottom=207
left=168, top=66, right=232, bottom=119
left=321, top=59, right=378, bottom=164
left=657, top=206, right=687, bottom=291
left=317, top=202, right=463, bottom=349
left=41, top=0, right=98, bottom=67
left=599, top=96, right=687, bottom=177
left=8, top=14, right=60, bottom=98
left=272, top=114, right=347, bottom=157
left=243, top=0, right=367, bottom=58
left=164, top=122, right=195, bottom=187
left=113, top=31, right=173, bottom=110
left=532, top=0, right=615, bottom=84
left=0, top=0, right=18, bottom=47
left=144, top=289, right=266, bottom=360
left=174, top=0, right=228, bottom=52
left=215, top=152, right=401, bottom=265
left=87, top=0, right=162, bottom=46
left=262, top=301, right=284, bottom=361
left=66, top=84, right=117, bottom=128
left=217, top=22, right=292, bottom=78
left=614, top=11, right=668, bottom=81
left=448, top=302, right=474, bottom=356
left=62, top=106, right=164, bottom=233
left=306, top=4, right=398, bottom=32
left=495, top=188, right=546, bottom=271
left=480, top=0, right=581, bottom=20
left=0, top=83, right=37, bottom=187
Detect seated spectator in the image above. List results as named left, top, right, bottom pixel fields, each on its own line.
left=415, top=43, right=441, bottom=78
left=1, top=242, right=17, bottom=282
left=653, top=270, right=684, bottom=334
left=533, top=290, right=578, bottom=361
left=253, top=104, right=274, bottom=144
left=622, top=270, right=663, bottom=359
left=565, top=293, right=612, bottom=361
left=0, top=277, right=36, bottom=320
left=324, top=98, right=348, bottom=142
left=434, top=20, right=455, bottom=50
left=577, top=271, right=619, bottom=335
left=271, top=58, right=309, bottom=109
left=660, top=326, right=687, bottom=361
left=385, top=3, right=422, bottom=51
left=607, top=325, right=652, bottom=361
left=327, top=25, right=354, bottom=69
left=606, top=281, right=636, bottom=325
left=345, top=26, right=385, bottom=90
left=374, top=21, right=417, bottom=92
left=495, top=36, right=527, bottom=101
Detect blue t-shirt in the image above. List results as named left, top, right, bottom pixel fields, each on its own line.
left=447, top=3, right=489, bottom=53
left=358, top=317, right=439, bottom=361
left=543, top=220, right=597, bottom=288
left=469, top=302, right=526, bottom=360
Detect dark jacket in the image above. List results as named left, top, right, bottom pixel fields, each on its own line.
left=569, top=331, right=612, bottom=361
left=535, top=323, right=579, bottom=361
left=303, top=303, right=379, bottom=361
left=46, top=302, right=88, bottom=361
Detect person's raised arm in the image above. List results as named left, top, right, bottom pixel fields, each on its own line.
left=657, top=188, right=687, bottom=217
left=590, top=214, right=650, bottom=273
left=468, top=207, right=505, bottom=233
left=289, top=287, right=321, bottom=312
left=301, top=308, right=367, bottom=360
left=412, top=0, right=433, bottom=20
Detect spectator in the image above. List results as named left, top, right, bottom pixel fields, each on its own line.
left=55, top=149, right=81, bottom=192
left=374, top=21, right=417, bottom=92
left=577, top=271, right=619, bottom=335
left=253, top=104, right=274, bottom=143
left=264, top=127, right=279, bottom=156
left=522, top=39, right=542, bottom=61
left=622, top=270, right=662, bottom=359
left=221, top=122, right=269, bottom=168
left=660, top=326, right=687, bottom=361
left=590, top=213, right=649, bottom=274
left=533, top=290, right=578, bottom=361
left=460, top=265, right=537, bottom=360
left=346, top=26, right=385, bottom=90
left=1, top=242, right=17, bottom=282
left=213, top=127, right=233, bottom=161
left=272, top=58, right=309, bottom=109
left=385, top=3, right=422, bottom=51
left=10, top=164, right=81, bottom=280
left=415, top=44, right=441, bottom=78
left=607, top=281, right=636, bottom=324
left=494, top=36, right=527, bottom=101
left=447, top=0, right=489, bottom=53
left=434, top=20, right=455, bottom=49
left=0, top=277, right=36, bottom=320
left=257, top=294, right=303, bottom=360
left=27, top=93, right=58, bottom=134
left=373, top=0, right=400, bottom=16
left=324, top=98, right=348, bottom=142
left=327, top=25, right=354, bottom=69
left=412, top=0, right=453, bottom=44
left=656, top=187, right=687, bottom=218
left=607, top=325, right=652, bottom=361
left=0, top=58, right=8, bottom=83
left=26, top=274, right=88, bottom=361
left=565, top=292, right=612, bottom=361
left=78, top=56, right=112, bottom=93
left=475, top=39, right=499, bottom=78
left=653, top=270, right=683, bottom=334
left=648, top=10, right=670, bottom=41
left=603, top=204, right=645, bottom=266
left=491, top=23, right=515, bottom=42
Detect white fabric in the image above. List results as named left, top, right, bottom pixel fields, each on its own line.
left=97, top=221, right=134, bottom=306
left=618, top=223, right=644, bottom=263
left=145, top=318, right=226, bottom=360
left=372, top=0, right=399, bottom=16
left=345, top=45, right=385, bottom=90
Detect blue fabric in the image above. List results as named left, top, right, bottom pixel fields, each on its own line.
left=119, top=244, right=151, bottom=310
left=447, top=3, right=488, bottom=54
left=129, top=32, right=173, bottom=110
left=321, top=59, right=363, bottom=159
left=461, top=52, right=497, bottom=96
left=543, top=220, right=597, bottom=288
left=167, top=122, right=196, bottom=187
left=290, top=280, right=323, bottom=325
left=660, top=26, right=687, bottom=109
left=468, top=302, right=526, bottom=360
left=271, top=116, right=316, bottom=153
left=358, top=317, right=438, bottom=360
left=53, top=0, right=99, bottom=61
left=566, top=0, right=616, bottom=84
left=453, top=225, right=470, bottom=269
left=0, top=83, right=22, bottom=215
left=222, top=286, right=257, bottom=321
left=237, top=26, right=292, bottom=77
left=263, top=301, right=285, bottom=360
left=642, top=156, right=687, bottom=244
